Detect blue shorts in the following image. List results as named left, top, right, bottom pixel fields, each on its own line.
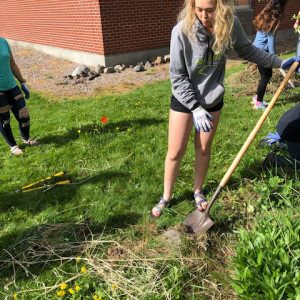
left=170, top=95, right=223, bottom=113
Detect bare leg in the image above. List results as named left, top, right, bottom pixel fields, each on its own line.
left=194, top=110, right=221, bottom=210
left=152, top=109, right=193, bottom=217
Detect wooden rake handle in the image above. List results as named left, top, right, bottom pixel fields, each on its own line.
left=205, top=61, right=299, bottom=213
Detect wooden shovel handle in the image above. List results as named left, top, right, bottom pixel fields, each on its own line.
left=219, top=61, right=299, bottom=188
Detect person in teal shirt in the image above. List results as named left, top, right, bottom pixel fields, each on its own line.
left=0, top=37, right=38, bottom=155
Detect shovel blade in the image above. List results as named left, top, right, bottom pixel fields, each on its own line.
left=183, top=209, right=214, bottom=235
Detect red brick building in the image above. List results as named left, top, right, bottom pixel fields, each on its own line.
left=0, top=0, right=299, bottom=66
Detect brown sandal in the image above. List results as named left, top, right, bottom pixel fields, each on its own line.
left=23, top=139, right=39, bottom=146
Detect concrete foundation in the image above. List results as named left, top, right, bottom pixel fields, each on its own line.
left=7, top=39, right=169, bottom=67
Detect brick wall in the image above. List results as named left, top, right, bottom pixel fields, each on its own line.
left=0, top=0, right=104, bottom=54
left=252, top=0, right=300, bottom=32
left=0, top=0, right=299, bottom=58
left=99, top=0, right=183, bottom=55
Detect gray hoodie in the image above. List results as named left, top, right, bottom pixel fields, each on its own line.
left=170, top=16, right=283, bottom=111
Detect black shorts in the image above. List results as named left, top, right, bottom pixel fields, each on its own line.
left=170, top=95, right=224, bottom=113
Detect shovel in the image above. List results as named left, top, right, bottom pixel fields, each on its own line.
left=184, top=61, right=299, bottom=235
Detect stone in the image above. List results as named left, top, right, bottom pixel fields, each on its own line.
left=71, top=65, right=91, bottom=77
left=56, top=81, right=69, bottom=86
left=114, top=64, right=123, bottom=73
left=164, top=54, right=170, bottom=63
left=133, top=64, right=145, bottom=72
left=95, top=64, right=105, bottom=74
left=89, top=73, right=101, bottom=81
left=144, top=61, right=152, bottom=70
left=81, top=71, right=88, bottom=77
left=104, top=67, right=115, bottom=74
left=155, top=56, right=165, bottom=64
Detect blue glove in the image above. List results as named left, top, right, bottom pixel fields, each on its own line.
left=192, top=106, right=213, bottom=132
left=281, top=56, right=300, bottom=73
left=21, top=83, right=30, bottom=99
left=265, top=132, right=281, bottom=146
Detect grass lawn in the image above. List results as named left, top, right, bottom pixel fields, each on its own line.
left=0, top=57, right=299, bottom=299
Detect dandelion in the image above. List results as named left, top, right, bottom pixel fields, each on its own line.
left=60, top=283, right=67, bottom=290
left=81, top=266, right=87, bottom=273
left=75, top=285, right=80, bottom=291
left=78, top=130, right=81, bottom=133
left=13, top=294, right=17, bottom=299
left=112, top=283, right=117, bottom=291
left=76, top=256, right=81, bottom=262
left=3, top=162, right=6, bottom=166
left=68, top=288, right=75, bottom=295
left=127, top=128, right=131, bottom=133
left=93, top=296, right=102, bottom=300
left=57, top=290, right=66, bottom=296
left=116, top=127, right=119, bottom=130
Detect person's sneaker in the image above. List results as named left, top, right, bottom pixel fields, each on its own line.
left=253, top=102, right=267, bottom=111
left=251, top=95, right=268, bottom=106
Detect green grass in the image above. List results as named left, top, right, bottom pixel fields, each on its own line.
left=0, top=56, right=299, bottom=299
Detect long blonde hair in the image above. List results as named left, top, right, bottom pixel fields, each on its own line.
left=178, top=0, right=234, bottom=54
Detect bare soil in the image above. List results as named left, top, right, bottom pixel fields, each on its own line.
left=11, top=36, right=299, bottom=99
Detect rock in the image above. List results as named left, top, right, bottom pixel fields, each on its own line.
left=144, top=61, right=151, bottom=70
left=155, top=56, right=165, bottom=64
left=129, top=65, right=134, bottom=69
left=56, top=81, right=69, bottom=86
left=133, top=64, right=145, bottom=72
left=162, top=229, right=182, bottom=246
left=81, top=71, right=89, bottom=77
left=89, top=73, right=101, bottom=81
left=95, top=64, right=105, bottom=74
left=104, top=67, right=115, bottom=74
left=164, top=54, right=170, bottom=63
left=71, top=65, right=91, bottom=77
left=114, top=64, right=123, bottom=73
left=121, top=64, right=126, bottom=70
left=73, top=78, right=85, bottom=84
left=137, top=61, right=144, bottom=66
left=148, top=55, right=157, bottom=63
left=68, top=75, right=74, bottom=80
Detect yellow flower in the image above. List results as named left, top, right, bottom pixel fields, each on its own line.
left=75, top=285, right=80, bottom=291
left=78, top=130, right=81, bottom=133
left=68, top=288, right=75, bottom=295
left=60, top=283, right=67, bottom=290
left=127, top=128, right=131, bottom=133
left=57, top=290, right=66, bottom=296
left=76, top=256, right=81, bottom=263
left=116, top=127, right=119, bottom=130
left=81, top=266, right=87, bottom=273
left=112, top=283, right=117, bottom=291
left=3, top=162, right=6, bottom=166
left=13, top=294, right=17, bottom=299
left=93, top=296, right=102, bottom=300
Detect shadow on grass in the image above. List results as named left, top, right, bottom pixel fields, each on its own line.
left=38, top=117, right=163, bottom=146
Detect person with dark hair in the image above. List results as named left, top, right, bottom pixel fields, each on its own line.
left=0, top=37, right=38, bottom=155
left=263, top=103, right=300, bottom=170
left=251, top=0, right=288, bottom=111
